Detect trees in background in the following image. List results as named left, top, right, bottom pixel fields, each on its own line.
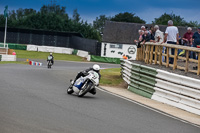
left=0, top=5, right=199, bottom=41
left=93, top=12, right=145, bottom=37
left=152, top=13, right=200, bottom=27
left=110, top=12, right=146, bottom=24
left=0, top=5, right=101, bottom=41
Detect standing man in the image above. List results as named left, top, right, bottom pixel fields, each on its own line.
left=191, top=27, right=200, bottom=59
left=163, top=20, right=179, bottom=64
left=154, top=25, right=165, bottom=61
left=154, top=25, right=163, bottom=43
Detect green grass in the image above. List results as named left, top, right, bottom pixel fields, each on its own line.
left=100, top=68, right=124, bottom=86
left=0, top=61, right=28, bottom=65
left=15, top=50, right=85, bottom=61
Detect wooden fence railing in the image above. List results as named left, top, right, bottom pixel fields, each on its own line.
left=136, top=42, right=200, bottom=75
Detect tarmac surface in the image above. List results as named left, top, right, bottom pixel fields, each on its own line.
left=101, top=86, right=200, bottom=126
left=0, top=60, right=199, bottom=133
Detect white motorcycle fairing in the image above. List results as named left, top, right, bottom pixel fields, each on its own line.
left=70, top=70, right=99, bottom=95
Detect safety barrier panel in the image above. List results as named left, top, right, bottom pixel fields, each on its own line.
left=26, top=44, right=38, bottom=51
left=27, top=45, right=73, bottom=55
left=77, top=50, right=89, bottom=58
left=1, top=55, right=16, bottom=61
left=121, top=59, right=200, bottom=115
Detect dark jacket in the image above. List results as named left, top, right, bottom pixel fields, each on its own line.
left=83, top=67, right=101, bottom=79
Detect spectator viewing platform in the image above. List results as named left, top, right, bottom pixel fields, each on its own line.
left=136, top=42, right=200, bottom=75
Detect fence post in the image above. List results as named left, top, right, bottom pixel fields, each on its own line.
left=147, top=45, right=150, bottom=64
left=166, top=47, right=169, bottom=67
left=155, top=46, right=158, bottom=65
left=136, top=48, right=142, bottom=61
left=198, top=52, right=200, bottom=75
left=150, top=45, right=154, bottom=64
left=185, top=50, right=189, bottom=72
left=145, top=45, right=148, bottom=63
left=173, top=48, right=178, bottom=70
left=159, top=46, right=162, bottom=65
left=143, top=45, right=145, bottom=61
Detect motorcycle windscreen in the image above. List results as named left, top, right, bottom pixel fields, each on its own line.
left=47, top=56, right=53, bottom=60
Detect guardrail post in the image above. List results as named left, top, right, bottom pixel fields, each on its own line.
left=185, top=50, right=189, bottom=72
left=198, top=52, right=200, bottom=75
left=166, top=47, right=169, bottom=67
left=173, top=48, right=178, bottom=70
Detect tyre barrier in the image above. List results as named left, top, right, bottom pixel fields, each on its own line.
left=121, top=59, right=200, bottom=115
left=29, top=61, right=42, bottom=66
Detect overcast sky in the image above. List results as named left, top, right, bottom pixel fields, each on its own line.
left=0, top=0, right=200, bottom=24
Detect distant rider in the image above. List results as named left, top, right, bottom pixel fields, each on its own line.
left=72, top=64, right=101, bottom=95
left=47, top=53, right=54, bottom=65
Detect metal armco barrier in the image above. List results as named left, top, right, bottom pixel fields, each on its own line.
left=121, top=59, right=200, bottom=115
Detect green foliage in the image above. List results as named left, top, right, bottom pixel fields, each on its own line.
left=72, top=9, right=81, bottom=23
left=110, top=12, right=146, bottom=24
left=93, top=15, right=110, bottom=34
left=152, top=13, right=200, bottom=27
left=0, top=5, right=101, bottom=41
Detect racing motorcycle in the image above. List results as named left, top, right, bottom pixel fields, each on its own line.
left=67, top=70, right=99, bottom=97
left=47, top=56, right=53, bottom=69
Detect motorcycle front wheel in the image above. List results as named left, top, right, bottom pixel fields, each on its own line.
left=78, top=82, right=93, bottom=97
left=67, top=85, right=74, bottom=94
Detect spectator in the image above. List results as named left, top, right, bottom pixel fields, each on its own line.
left=141, top=26, right=146, bottom=32
left=178, top=28, right=193, bottom=57
left=149, top=29, right=155, bottom=42
left=154, top=25, right=164, bottom=43
left=154, top=25, right=165, bottom=61
left=134, top=30, right=143, bottom=43
left=134, top=30, right=144, bottom=48
left=182, top=27, right=193, bottom=46
left=191, top=27, right=200, bottom=60
left=163, top=20, right=179, bottom=64
left=142, top=30, right=151, bottom=44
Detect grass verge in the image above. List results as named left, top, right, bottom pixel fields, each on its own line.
left=100, top=68, right=125, bottom=87
left=0, top=61, right=28, bottom=65
left=15, top=50, right=85, bottom=61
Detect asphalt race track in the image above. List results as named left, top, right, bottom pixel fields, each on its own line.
left=0, top=60, right=199, bottom=133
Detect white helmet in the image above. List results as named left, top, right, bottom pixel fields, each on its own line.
left=50, top=53, right=52, bottom=55
left=93, top=64, right=100, bottom=71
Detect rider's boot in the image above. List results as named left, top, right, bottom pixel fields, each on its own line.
left=89, top=88, right=96, bottom=95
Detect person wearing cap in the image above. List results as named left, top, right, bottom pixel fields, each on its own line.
left=191, top=27, right=200, bottom=60
left=163, top=20, right=179, bottom=64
